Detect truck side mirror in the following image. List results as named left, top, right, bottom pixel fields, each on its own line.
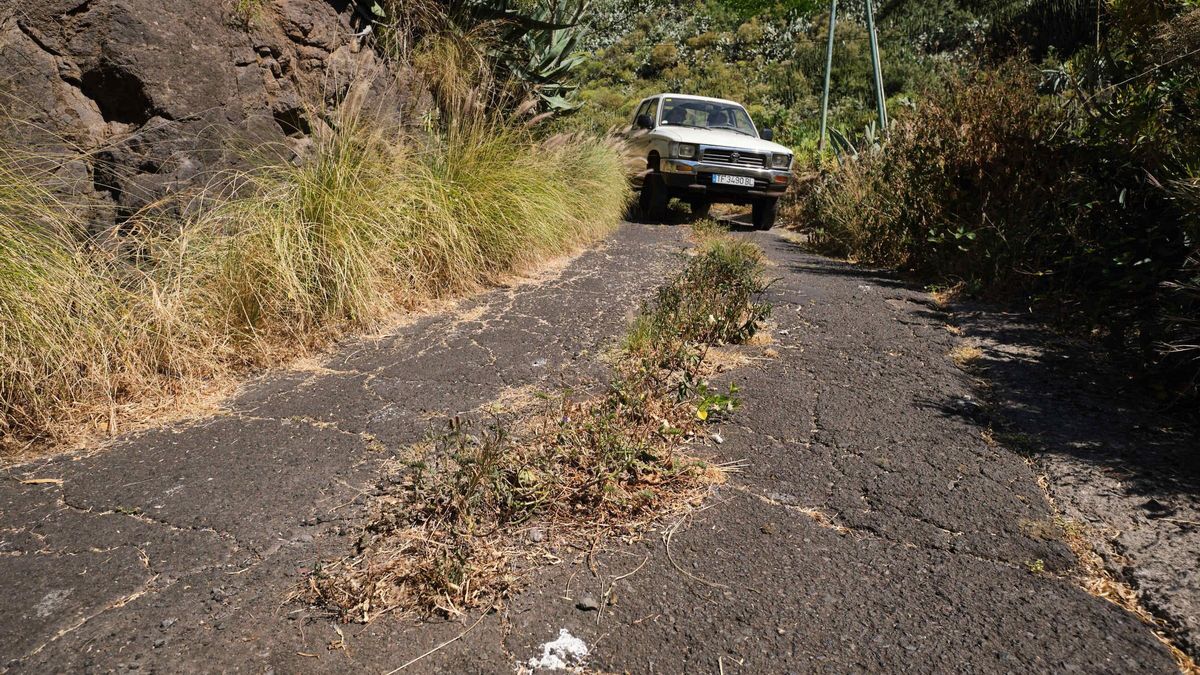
left=759, top=127, right=774, bottom=141
left=636, top=114, right=653, bottom=129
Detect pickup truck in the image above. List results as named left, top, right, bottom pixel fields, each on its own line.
left=624, top=93, right=793, bottom=230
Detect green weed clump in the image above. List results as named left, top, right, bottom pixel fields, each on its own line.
left=229, top=0, right=268, bottom=27
left=303, top=236, right=772, bottom=620
left=0, top=116, right=630, bottom=454
left=626, top=237, right=771, bottom=370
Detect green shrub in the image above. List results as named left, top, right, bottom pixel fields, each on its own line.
left=802, top=66, right=1067, bottom=280
left=626, top=237, right=771, bottom=370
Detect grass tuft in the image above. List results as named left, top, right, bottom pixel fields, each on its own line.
left=949, top=344, right=984, bottom=368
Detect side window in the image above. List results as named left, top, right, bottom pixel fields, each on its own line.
left=633, top=101, right=649, bottom=125
left=634, top=99, right=657, bottom=127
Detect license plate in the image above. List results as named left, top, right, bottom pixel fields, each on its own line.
left=712, top=174, right=755, bottom=187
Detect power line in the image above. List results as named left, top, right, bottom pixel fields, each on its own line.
left=601, top=37, right=876, bottom=47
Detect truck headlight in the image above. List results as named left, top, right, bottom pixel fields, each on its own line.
left=771, top=154, right=792, bottom=170
left=672, top=143, right=698, bottom=159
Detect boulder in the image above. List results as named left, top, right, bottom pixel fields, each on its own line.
left=0, top=0, right=424, bottom=235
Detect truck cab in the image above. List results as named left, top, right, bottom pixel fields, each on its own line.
left=625, top=93, right=793, bottom=229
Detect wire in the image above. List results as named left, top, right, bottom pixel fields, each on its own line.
left=604, top=37, right=875, bottom=46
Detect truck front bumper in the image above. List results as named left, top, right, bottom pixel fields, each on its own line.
left=651, top=158, right=790, bottom=203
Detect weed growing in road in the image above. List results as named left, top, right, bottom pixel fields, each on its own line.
left=302, top=236, right=772, bottom=620
left=229, top=0, right=268, bottom=27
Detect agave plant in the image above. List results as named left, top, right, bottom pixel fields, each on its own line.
left=828, top=121, right=886, bottom=161
left=506, top=1, right=589, bottom=112
left=358, top=0, right=590, bottom=116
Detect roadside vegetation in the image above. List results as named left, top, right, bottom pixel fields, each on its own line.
left=302, top=230, right=771, bottom=620
left=564, top=0, right=954, bottom=153
left=796, top=2, right=1199, bottom=406
left=0, top=1, right=629, bottom=455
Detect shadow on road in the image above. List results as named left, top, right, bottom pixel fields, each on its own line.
left=775, top=237, right=1200, bottom=496
left=768, top=232, right=1200, bottom=658
left=773, top=238, right=912, bottom=290
left=964, top=306, right=1200, bottom=496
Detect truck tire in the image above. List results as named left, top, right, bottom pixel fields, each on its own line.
left=638, top=174, right=669, bottom=222
left=751, top=198, right=778, bottom=230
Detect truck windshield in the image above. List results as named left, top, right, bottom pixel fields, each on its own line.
left=659, top=98, right=757, bottom=136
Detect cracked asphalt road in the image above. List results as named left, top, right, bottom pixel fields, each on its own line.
left=0, top=223, right=1184, bottom=673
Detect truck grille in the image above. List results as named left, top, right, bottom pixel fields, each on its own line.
left=701, top=149, right=766, bottom=168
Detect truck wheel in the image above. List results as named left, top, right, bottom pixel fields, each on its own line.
left=751, top=198, right=778, bottom=230
left=638, top=174, right=669, bottom=222
left=689, top=199, right=711, bottom=220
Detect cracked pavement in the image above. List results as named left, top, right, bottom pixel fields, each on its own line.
left=0, top=224, right=1186, bottom=672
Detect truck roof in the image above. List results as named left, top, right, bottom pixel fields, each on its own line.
left=642, top=93, right=746, bottom=107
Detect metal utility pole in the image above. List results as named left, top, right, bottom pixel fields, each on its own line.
left=818, top=0, right=889, bottom=153
left=817, top=0, right=837, bottom=153
left=864, top=0, right=888, bottom=133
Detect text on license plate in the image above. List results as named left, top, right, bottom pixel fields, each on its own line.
left=712, top=174, right=755, bottom=187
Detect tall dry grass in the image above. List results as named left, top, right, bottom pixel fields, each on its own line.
left=0, top=109, right=630, bottom=454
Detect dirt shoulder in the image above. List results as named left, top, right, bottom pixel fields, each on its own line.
left=0, top=225, right=1185, bottom=673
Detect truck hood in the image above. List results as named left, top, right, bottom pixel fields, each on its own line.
left=656, top=126, right=793, bottom=155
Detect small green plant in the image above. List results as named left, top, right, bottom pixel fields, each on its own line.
left=229, top=0, right=267, bottom=27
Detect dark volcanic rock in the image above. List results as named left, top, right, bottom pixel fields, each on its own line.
left=0, top=0, right=423, bottom=234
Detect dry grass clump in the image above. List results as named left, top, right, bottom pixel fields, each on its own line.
left=197, top=115, right=628, bottom=343
left=0, top=150, right=226, bottom=447
left=302, top=237, right=772, bottom=621
left=929, top=281, right=965, bottom=308
left=0, top=110, right=630, bottom=455
left=949, top=344, right=984, bottom=367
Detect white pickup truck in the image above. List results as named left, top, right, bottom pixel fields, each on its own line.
left=625, top=93, right=793, bottom=230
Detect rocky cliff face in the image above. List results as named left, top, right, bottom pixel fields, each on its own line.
left=1, top=0, right=422, bottom=233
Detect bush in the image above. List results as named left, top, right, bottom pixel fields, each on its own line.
left=796, top=58, right=1199, bottom=402
left=801, top=65, right=1067, bottom=282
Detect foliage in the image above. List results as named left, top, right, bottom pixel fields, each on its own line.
left=797, top=3, right=1200, bottom=403
left=509, top=0, right=590, bottom=112
left=563, top=0, right=967, bottom=151
left=362, top=0, right=591, bottom=116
